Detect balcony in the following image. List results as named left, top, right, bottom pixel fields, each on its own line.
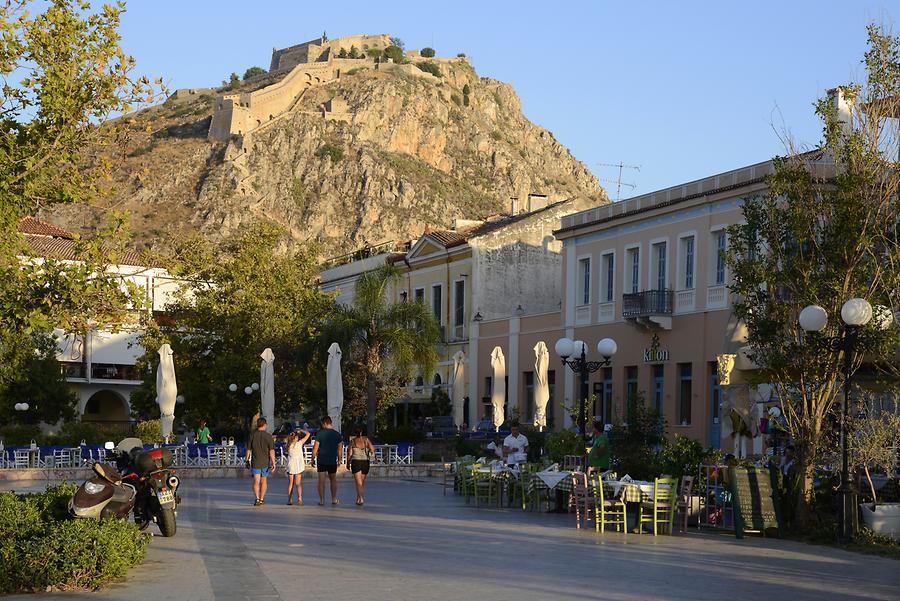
left=90, top=363, right=142, bottom=382
left=622, top=289, right=673, bottom=330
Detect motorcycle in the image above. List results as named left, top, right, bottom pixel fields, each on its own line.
left=70, top=438, right=180, bottom=537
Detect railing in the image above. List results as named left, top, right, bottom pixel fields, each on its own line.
left=90, top=363, right=142, bottom=381
left=61, top=362, right=86, bottom=379
left=321, top=240, right=412, bottom=269
left=622, top=290, right=674, bottom=318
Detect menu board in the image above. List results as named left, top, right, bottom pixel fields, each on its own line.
left=728, top=466, right=782, bottom=539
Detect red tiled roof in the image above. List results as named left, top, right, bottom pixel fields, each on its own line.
left=425, top=200, right=569, bottom=248
left=23, top=234, right=147, bottom=266
left=18, top=216, right=75, bottom=239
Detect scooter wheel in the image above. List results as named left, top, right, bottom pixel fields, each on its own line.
left=157, top=508, right=177, bottom=537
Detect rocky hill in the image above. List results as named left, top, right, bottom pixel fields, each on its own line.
left=45, top=55, right=606, bottom=257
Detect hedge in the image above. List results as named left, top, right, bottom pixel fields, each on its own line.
left=0, top=484, right=149, bottom=593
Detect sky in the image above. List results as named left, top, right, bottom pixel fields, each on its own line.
left=116, top=0, right=899, bottom=197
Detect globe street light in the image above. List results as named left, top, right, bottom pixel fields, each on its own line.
left=799, top=298, right=893, bottom=544
left=555, top=337, right=617, bottom=441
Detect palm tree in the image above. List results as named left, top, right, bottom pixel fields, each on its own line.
left=333, top=263, right=441, bottom=436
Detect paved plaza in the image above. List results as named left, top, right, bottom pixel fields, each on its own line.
left=5, top=477, right=899, bottom=601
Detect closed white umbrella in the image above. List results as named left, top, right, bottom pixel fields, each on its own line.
left=533, top=341, right=550, bottom=431
left=260, top=348, right=276, bottom=430
left=326, top=343, right=344, bottom=433
left=451, top=350, right=467, bottom=429
left=156, top=344, right=177, bottom=441
left=490, top=346, right=506, bottom=432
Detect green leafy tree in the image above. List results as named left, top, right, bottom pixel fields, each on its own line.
left=726, top=25, right=900, bottom=521
left=133, top=223, right=335, bottom=432
left=348, top=45, right=359, bottom=59
left=383, top=45, right=404, bottom=63
left=0, top=334, right=77, bottom=426
left=337, top=47, right=348, bottom=59
left=366, top=48, right=383, bottom=59
left=228, top=72, right=239, bottom=87
left=0, top=1, right=159, bottom=406
left=242, top=66, right=266, bottom=79
left=389, top=36, right=404, bottom=50
left=331, top=264, right=441, bottom=436
left=420, top=47, right=435, bottom=58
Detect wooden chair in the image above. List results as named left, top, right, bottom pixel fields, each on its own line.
left=473, top=465, right=501, bottom=508
left=571, top=472, right=596, bottom=529
left=676, top=475, right=695, bottom=532
left=638, top=476, right=679, bottom=535
left=593, top=474, right=627, bottom=533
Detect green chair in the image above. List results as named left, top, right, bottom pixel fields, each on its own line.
left=460, top=463, right=479, bottom=504
left=473, top=465, right=501, bottom=508
left=512, top=463, right=540, bottom=510
left=638, top=476, right=678, bottom=535
left=592, top=474, right=627, bottom=533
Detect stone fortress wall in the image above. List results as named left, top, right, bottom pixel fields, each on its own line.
left=207, top=33, right=447, bottom=142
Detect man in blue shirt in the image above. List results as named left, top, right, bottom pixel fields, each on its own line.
left=313, top=416, right=343, bottom=505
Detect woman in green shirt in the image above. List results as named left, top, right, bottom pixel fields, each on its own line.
left=196, top=419, right=212, bottom=445
left=587, top=421, right=610, bottom=475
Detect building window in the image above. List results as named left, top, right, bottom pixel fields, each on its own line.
left=628, top=247, right=640, bottom=294
left=432, top=373, right=442, bottom=390
left=678, top=363, right=692, bottom=425
left=715, top=230, right=727, bottom=285
left=602, top=367, right=613, bottom=424
left=653, top=364, right=664, bottom=415
left=653, top=242, right=667, bottom=290
left=709, top=361, right=720, bottom=421
left=626, top=366, right=638, bottom=404
left=524, top=371, right=535, bottom=424
left=682, top=236, right=695, bottom=289
left=602, top=253, right=614, bottom=302
left=454, top=280, right=465, bottom=327
left=578, top=257, right=591, bottom=305
left=399, top=290, right=408, bottom=303
left=414, top=287, right=425, bottom=304
left=431, top=284, right=442, bottom=323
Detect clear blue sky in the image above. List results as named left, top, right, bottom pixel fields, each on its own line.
left=118, top=0, right=898, bottom=196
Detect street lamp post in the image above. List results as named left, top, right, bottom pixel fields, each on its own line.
left=554, top=337, right=617, bottom=441
left=798, top=298, right=893, bottom=544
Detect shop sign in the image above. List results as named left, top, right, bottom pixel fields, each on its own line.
left=643, top=333, right=668, bottom=363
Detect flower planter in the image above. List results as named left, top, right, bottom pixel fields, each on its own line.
left=859, top=502, right=900, bottom=541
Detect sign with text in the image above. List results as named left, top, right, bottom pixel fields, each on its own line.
left=643, top=333, right=668, bottom=363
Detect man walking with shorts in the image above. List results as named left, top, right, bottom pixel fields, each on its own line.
left=245, top=417, right=276, bottom=506
left=312, top=416, right=343, bottom=505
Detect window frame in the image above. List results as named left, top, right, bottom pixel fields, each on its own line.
left=577, top=255, right=592, bottom=306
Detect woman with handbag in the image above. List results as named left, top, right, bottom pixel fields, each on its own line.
left=349, top=425, right=376, bottom=506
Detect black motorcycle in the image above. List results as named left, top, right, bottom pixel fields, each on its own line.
left=111, top=437, right=181, bottom=537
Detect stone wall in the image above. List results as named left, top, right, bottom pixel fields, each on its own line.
left=270, top=34, right=392, bottom=73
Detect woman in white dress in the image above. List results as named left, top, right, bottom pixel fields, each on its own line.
left=286, top=428, right=310, bottom=505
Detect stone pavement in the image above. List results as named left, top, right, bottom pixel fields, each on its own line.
left=5, top=478, right=899, bottom=601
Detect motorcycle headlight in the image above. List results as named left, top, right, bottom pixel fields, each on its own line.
left=167, top=475, right=180, bottom=489
left=84, top=481, right=106, bottom=495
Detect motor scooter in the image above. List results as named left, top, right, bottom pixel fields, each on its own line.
left=69, top=441, right=137, bottom=521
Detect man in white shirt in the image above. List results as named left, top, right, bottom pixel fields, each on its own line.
left=502, top=423, right=529, bottom=465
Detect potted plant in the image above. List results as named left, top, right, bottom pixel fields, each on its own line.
left=849, top=396, right=900, bottom=540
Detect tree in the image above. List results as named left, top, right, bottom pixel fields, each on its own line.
left=726, top=25, right=900, bottom=521
left=331, top=264, right=441, bottom=436
left=0, top=333, right=77, bottom=426
left=0, top=0, right=159, bottom=407
left=383, top=45, right=404, bottom=63
left=348, top=45, right=359, bottom=59
left=420, top=47, right=435, bottom=58
left=228, top=72, right=239, bottom=87
left=390, top=36, right=404, bottom=50
left=242, top=66, right=266, bottom=80
left=337, top=47, right=348, bottom=59
left=133, top=223, right=335, bottom=431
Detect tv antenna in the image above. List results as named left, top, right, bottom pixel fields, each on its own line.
left=597, top=162, right=640, bottom=201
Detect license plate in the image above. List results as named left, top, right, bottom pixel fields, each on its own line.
left=157, top=489, right=175, bottom=504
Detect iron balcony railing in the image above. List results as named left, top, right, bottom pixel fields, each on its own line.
left=622, top=289, right=674, bottom=318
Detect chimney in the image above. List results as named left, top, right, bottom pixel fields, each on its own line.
left=510, top=197, right=519, bottom=216
left=827, top=87, right=854, bottom=141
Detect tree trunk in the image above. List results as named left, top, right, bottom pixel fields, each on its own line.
left=366, top=370, right=377, bottom=438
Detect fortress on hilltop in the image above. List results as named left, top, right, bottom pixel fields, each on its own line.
left=206, top=33, right=447, bottom=143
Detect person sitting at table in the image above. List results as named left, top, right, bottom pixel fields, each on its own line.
left=587, top=421, right=610, bottom=476
left=502, top=423, right=529, bottom=465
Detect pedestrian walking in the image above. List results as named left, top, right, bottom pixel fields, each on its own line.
left=348, top=425, right=376, bottom=506
left=286, top=428, right=311, bottom=505
left=245, top=417, right=276, bottom=506
left=312, top=416, right=343, bottom=506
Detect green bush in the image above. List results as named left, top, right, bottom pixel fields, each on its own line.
left=377, top=425, right=425, bottom=445
left=455, top=436, right=482, bottom=458
left=521, top=427, right=546, bottom=463
left=383, top=45, right=404, bottom=63
left=366, top=48, right=383, bottom=59
left=0, top=484, right=148, bottom=593
left=420, top=47, right=436, bottom=58
left=315, top=143, right=344, bottom=162
left=546, top=429, right=583, bottom=464
left=416, top=61, right=442, bottom=78
left=450, top=94, right=462, bottom=106
left=462, top=84, right=470, bottom=95
left=134, top=419, right=165, bottom=444
left=655, top=435, right=720, bottom=485
left=419, top=452, right=441, bottom=462
left=0, top=424, right=42, bottom=446
left=242, top=66, right=266, bottom=80
left=463, top=94, right=470, bottom=107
